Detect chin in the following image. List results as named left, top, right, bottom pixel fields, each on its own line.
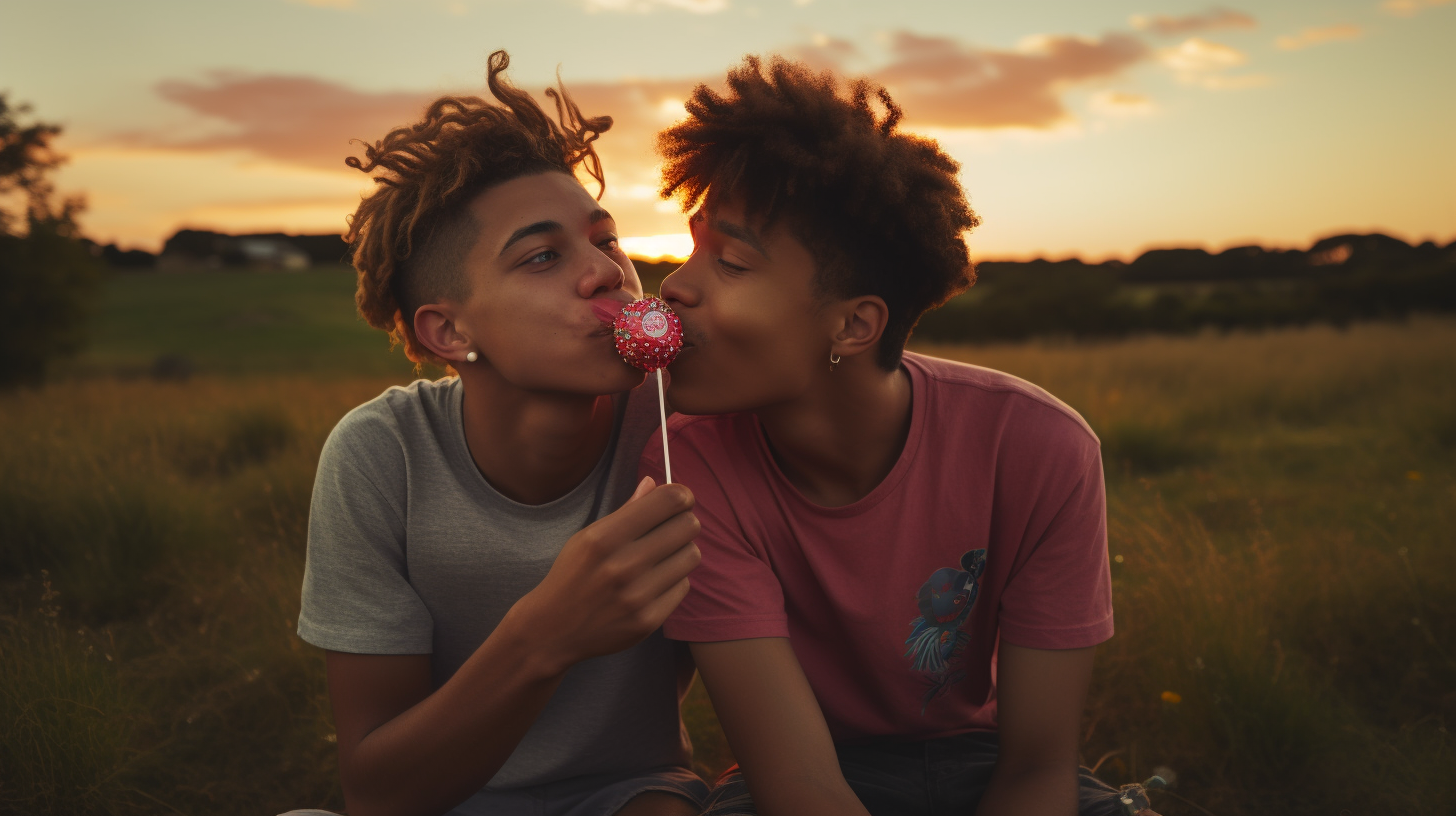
left=665, top=379, right=734, bottom=416
left=591, top=364, right=646, bottom=395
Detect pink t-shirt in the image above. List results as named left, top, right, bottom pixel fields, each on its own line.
left=643, top=352, right=1113, bottom=742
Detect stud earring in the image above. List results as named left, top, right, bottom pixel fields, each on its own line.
left=465, top=351, right=478, bottom=363
left=829, top=352, right=841, bottom=372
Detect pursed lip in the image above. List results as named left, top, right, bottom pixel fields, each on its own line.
left=675, top=314, right=703, bottom=351
left=588, top=298, right=629, bottom=334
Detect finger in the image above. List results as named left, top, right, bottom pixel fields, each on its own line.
left=614, top=509, right=700, bottom=571
left=625, top=540, right=701, bottom=602
left=634, top=576, right=693, bottom=630
left=586, top=483, right=695, bottom=545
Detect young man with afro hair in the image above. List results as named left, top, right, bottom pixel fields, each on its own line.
left=640, top=57, right=1155, bottom=816
left=289, top=51, right=708, bottom=816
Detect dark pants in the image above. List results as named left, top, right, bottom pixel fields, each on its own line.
left=702, top=731, right=1130, bottom=816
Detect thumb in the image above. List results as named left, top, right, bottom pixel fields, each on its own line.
left=627, top=475, right=655, bottom=504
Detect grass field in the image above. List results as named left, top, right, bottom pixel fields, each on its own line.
left=69, top=266, right=417, bottom=379
left=3, top=270, right=1453, bottom=815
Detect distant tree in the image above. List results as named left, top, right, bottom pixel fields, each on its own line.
left=0, top=94, right=101, bottom=387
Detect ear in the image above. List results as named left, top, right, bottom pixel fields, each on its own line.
left=412, top=303, right=474, bottom=365
left=829, top=295, right=889, bottom=362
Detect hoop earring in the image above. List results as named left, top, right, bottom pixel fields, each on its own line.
left=829, top=352, right=841, bottom=372
left=465, top=351, right=478, bottom=363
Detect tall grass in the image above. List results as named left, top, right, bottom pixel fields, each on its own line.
left=2, top=319, right=1453, bottom=814
left=922, top=317, right=1456, bottom=813
left=0, top=377, right=391, bottom=815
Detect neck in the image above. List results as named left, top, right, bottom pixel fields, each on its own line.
left=458, top=366, right=617, bottom=506
left=755, top=356, right=913, bottom=508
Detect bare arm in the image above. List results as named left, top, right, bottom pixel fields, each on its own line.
left=329, top=479, right=702, bottom=816
left=973, top=643, right=1096, bottom=816
left=691, top=638, right=870, bottom=816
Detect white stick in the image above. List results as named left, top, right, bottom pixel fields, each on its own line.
left=656, top=368, right=672, bottom=484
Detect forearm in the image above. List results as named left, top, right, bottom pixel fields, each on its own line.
left=693, top=640, right=870, bottom=816
left=973, top=761, right=1077, bottom=816
left=749, top=771, right=868, bottom=816
left=342, top=611, right=568, bottom=816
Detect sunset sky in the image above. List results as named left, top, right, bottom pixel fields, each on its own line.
left=4, top=0, right=1453, bottom=260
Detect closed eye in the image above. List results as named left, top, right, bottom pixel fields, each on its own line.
left=717, top=258, right=746, bottom=274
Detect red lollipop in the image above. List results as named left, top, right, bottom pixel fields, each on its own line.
left=613, top=296, right=683, bottom=372
left=613, top=296, right=683, bottom=481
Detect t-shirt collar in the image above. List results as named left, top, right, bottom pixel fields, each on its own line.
left=749, top=354, right=928, bottom=518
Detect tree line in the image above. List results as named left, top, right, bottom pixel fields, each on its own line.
left=914, top=233, right=1456, bottom=343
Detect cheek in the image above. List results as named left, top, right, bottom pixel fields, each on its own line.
left=468, top=290, right=572, bottom=366
left=714, top=303, right=821, bottom=388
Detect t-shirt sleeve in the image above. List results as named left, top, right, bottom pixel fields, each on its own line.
left=641, top=422, right=789, bottom=642
left=296, top=407, right=434, bottom=654
left=996, top=410, right=1114, bottom=649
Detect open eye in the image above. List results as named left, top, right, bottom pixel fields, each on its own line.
left=525, top=248, right=559, bottom=266
left=597, top=235, right=621, bottom=253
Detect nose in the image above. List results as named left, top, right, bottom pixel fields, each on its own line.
left=660, top=259, right=700, bottom=311
left=578, top=246, right=626, bottom=299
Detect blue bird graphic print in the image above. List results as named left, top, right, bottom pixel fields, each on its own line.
left=904, top=548, right=987, bottom=713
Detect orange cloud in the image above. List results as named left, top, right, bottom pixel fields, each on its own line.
left=1158, top=37, right=1267, bottom=89
left=1275, top=24, right=1363, bottom=50
left=1091, top=90, right=1155, bottom=115
left=1382, top=0, right=1453, bottom=16
left=871, top=31, right=1150, bottom=128
left=1130, top=7, right=1255, bottom=36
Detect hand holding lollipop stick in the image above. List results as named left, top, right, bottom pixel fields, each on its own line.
left=613, top=296, right=683, bottom=483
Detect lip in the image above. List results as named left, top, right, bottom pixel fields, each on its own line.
left=589, top=298, right=627, bottom=327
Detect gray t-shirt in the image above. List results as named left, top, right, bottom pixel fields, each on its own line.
left=297, top=377, right=692, bottom=797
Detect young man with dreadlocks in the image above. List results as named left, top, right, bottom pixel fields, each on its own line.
left=640, top=57, right=1156, bottom=816
left=289, top=51, right=707, bottom=816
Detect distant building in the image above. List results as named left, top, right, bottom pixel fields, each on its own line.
left=157, top=229, right=349, bottom=270
left=237, top=237, right=310, bottom=270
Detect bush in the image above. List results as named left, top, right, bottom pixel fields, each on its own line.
left=0, top=96, right=104, bottom=388
left=0, top=220, right=102, bottom=387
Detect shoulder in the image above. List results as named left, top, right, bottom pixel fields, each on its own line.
left=322, top=377, right=457, bottom=468
left=905, top=352, right=1100, bottom=457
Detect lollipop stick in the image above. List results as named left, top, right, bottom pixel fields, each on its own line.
left=656, top=368, right=672, bottom=484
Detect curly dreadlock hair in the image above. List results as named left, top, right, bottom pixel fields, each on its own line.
left=345, top=50, right=611, bottom=364
left=657, top=56, right=980, bottom=370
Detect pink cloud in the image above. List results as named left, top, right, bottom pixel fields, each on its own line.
left=136, top=28, right=1159, bottom=181
left=152, top=73, right=431, bottom=171
left=872, top=31, right=1150, bottom=128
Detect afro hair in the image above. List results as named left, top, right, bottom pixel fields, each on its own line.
left=657, top=55, right=980, bottom=369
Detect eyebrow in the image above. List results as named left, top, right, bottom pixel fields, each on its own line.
left=712, top=218, right=769, bottom=258
left=500, top=221, right=561, bottom=256
left=499, top=209, right=616, bottom=256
